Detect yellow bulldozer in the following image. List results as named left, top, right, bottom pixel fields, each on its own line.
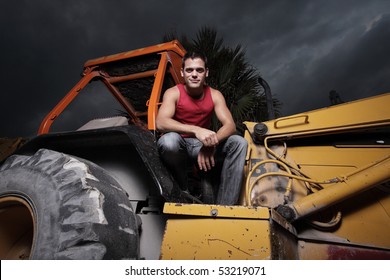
left=1, top=41, right=389, bottom=259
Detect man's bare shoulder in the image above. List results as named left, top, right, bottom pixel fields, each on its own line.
left=209, top=87, right=225, bottom=103
left=166, top=84, right=180, bottom=93
left=163, top=85, right=180, bottom=101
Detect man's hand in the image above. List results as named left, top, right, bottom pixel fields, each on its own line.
left=197, top=146, right=216, bottom=171
left=195, top=127, right=219, bottom=147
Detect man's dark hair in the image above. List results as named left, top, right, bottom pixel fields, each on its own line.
left=182, top=51, right=208, bottom=69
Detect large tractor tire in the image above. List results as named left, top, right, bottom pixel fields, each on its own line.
left=0, top=149, right=140, bottom=259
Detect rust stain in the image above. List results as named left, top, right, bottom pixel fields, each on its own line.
left=327, top=245, right=390, bottom=260
left=207, top=238, right=252, bottom=256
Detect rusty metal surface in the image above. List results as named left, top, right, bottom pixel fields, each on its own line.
left=298, top=241, right=390, bottom=260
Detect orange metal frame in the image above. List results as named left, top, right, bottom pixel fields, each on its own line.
left=38, top=40, right=186, bottom=135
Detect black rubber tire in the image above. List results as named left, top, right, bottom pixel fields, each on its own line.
left=0, top=148, right=140, bottom=259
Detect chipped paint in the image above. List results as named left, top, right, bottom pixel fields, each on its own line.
left=160, top=215, right=271, bottom=259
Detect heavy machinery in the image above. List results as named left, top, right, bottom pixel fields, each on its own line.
left=0, top=40, right=389, bottom=260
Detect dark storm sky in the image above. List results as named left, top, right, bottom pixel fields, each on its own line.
left=1, top=0, right=389, bottom=137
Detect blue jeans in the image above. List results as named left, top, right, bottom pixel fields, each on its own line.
left=157, top=132, right=248, bottom=205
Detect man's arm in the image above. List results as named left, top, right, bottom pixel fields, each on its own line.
left=211, top=89, right=237, bottom=141
left=155, top=87, right=184, bottom=132
left=197, top=89, right=236, bottom=171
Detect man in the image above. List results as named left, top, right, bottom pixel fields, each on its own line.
left=156, top=52, right=247, bottom=205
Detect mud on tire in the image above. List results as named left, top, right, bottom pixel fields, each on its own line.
left=0, top=149, right=140, bottom=259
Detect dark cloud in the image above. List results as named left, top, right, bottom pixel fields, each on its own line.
left=271, top=12, right=390, bottom=114
left=243, top=1, right=390, bottom=115
left=1, top=0, right=389, bottom=137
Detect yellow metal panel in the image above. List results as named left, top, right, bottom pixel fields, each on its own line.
left=160, top=218, right=271, bottom=260
left=245, top=92, right=390, bottom=137
left=331, top=188, right=390, bottom=248
left=163, top=203, right=270, bottom=219
left=161, top=203, right=272, bottom=259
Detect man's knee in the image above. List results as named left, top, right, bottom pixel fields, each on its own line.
left=157, top=132, right=183, bottom=153
left=227, top=135, right=248, bottom=151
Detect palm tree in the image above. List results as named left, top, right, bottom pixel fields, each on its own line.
left=163, top=26, right=281, bottom=134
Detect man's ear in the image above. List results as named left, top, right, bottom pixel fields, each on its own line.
left=206, top=68, right=209, bottom=77
left=180, top=68, right=184, bottom=77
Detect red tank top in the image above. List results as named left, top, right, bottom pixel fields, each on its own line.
left=174, top=84, right=214, bottom=137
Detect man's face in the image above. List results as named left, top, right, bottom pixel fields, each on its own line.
left=181, top=58, right=209, bottom=91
